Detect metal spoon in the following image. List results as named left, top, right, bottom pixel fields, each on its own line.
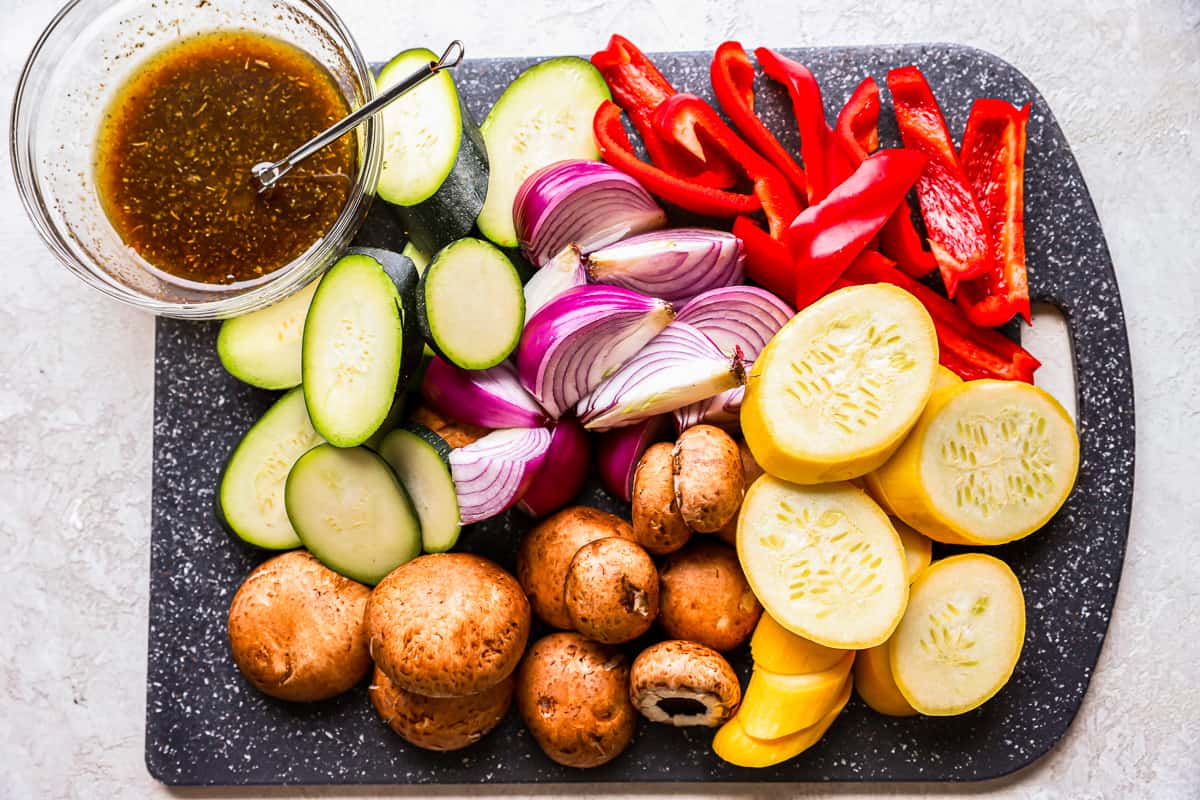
left=251, top=40, right=465, bottom=193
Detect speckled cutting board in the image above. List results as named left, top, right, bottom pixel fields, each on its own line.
left=146, top=44, right=1135, bottom=785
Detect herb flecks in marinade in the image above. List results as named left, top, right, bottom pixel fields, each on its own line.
left=95, top=31, right=355, bottom=286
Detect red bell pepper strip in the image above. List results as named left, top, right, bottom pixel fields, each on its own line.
left=592, top=35, right=738, bottom=189
left=956, top=99, right=1033, bottom=326
left=879, top=203, right=938, bottom=277
left=887, top=65, right=993, bottom=296
left=733, top=215, right=795, bottom=300
left=836, top=77, right=881, bottom=161
left=786, top=149, right=927, bottom=309
left=841, top=251, right=1040, bottom=382
left=653, top=93, right=802, bottom=237
left=755, top=48, right=856, bottom=206
left=710, top=41, right=808, bottom=198
left=593, top=101, right=760, bottom=218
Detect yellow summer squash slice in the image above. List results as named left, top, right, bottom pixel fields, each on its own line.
left=738, top=476, right=909, bottom=649
left=741, top=283, right=939, bottom=484
left=750, top=612, right=848, bottom=675
left=871, top=380, right=1079, bottom=545
left=853, top=642, right=916, bottom=717
left=712, top=678, right=851, bottom=768
left=737, top=652, right=855, bottom=739
left=890, top=554, right=1026, bottom=716
left=894, top=518, right=933, bottom=582
left=934, top=364, right=964, bottom=390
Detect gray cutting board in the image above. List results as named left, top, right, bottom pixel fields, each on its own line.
left=146, top=44, right=1135, bottom=785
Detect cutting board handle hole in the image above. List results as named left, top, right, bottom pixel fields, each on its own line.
left=1023, top=302, right=1077, bottom=420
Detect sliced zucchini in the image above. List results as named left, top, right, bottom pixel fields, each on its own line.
left=749, top=612, right=848, bottom=675
left=377, top=424, right=461, bottom=553
left=418, top=238, right=524, bottom=369
left=401, top=241, right=431, bottom=275
left=363, top=393, right=408, bottom=452
left=890, top=554, right=1026, bottom=716
left=853, top=642, right=917, bottom=717
left=737, top=476, right=909, bottom=650
left=302, top=253, right=407, bottom=447
left=476, top=57, right=611, bottom=247
left=284, top=444, right=421, bottom=584
left=377, top=48, right=488, bottom=254
left=217, top=388, right=323, bottom=550
left=712, top=678, right=851, bottom=768
left=871, top=380, right=1079, bottom=545
left=737, top=653, right=855, bottom=739
left=742, top=283, right=939, bottom=484
left=216, top=280, right=318, bottom=390
left=348, top=246, right=423, bottom=388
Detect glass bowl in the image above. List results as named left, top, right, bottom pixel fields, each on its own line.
left=10, top=0, right=382, bottom=319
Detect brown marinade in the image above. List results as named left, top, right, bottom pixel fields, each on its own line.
left=95, top=31, right=355, bottom=286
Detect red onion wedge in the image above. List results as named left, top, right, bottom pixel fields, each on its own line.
left=523, top=244, right=587, bottom=324
left=675, top=286, right=794, bottom=358
left=578, top=322, right=747, bottom=430
left=514, top=159, right=668, bottom=267
left=422, top=356, right=548, bottom=429
left=518, top=285, right=675, bottom=419
left=516, top=417, right=592, bottom=517
left=586, top=229, right=745, bottom=306
left=596, top=414, right=671, bottom=502
left=448, top=427, right=552, bottom=524
left=673, top=287, right=793, bottom=430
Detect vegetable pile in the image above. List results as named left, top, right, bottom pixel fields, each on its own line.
left=211, top=35, right=1081, bottom=773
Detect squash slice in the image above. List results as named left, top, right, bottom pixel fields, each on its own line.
left=750, top=612, right=848, bottom=675
left=712, top=678, right=851, bottom=768
left=894, top=518, right=933, bottom=582
left=890, top=554, right=1026, bottom=716
left=738, top=476, right=909, bottom=649
left=872, top=380, right=1079, bottom=545
left=737, top=653, right=855, bottom=739
left=854, top=642, right=916, bottom=717
left=741, top=283, right=938, bottom=484
left=934, top=364, right=964, bottom=390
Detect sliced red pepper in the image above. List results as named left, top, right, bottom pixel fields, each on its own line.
left=733, top=215, right=795, bottom=300
left=887, top=65, right=993, bottom=295
left=755, top=48, right=857, bottom=206
left=836, top=77, right=881, bottom=161
left=786, top=149, right=927, bottom=309
left=654, top=94, right=802, bottom=237
left=710, top=41, right=808, bottom=198
left=591, top=35, right=738, bottom=189
left=956, top=99, right=1033, bottom=326
left=842, top=251, right=1040, bottom=382
left=593, top=101, right=760, bottom=218
left=879, top=202, right=937, bottom=277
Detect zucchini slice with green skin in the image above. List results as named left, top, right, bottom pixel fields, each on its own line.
left=418, top=238, right=524, bottom=370
left=217, top=388, right=323, bottom=550
left=378, top=424, right=461, bottom=553
left=302, top=252, right=408, bottom=447
left=476, top=57, right=611, bottom=247
left=216, top=279, right=318, bottom=390
left=348, top=246, right=423, bottom=388
left=377, top=48, right=488, bottom=255
left=402, top=241, right=431, bottom=275
left=285, top=444, right=422, bottom=585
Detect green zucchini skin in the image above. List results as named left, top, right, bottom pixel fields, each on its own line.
left=415, top=238, right=525, bottom=370
left=378, top=424, right=461, bottom=554
left=347, top=246, right=423, bottom=389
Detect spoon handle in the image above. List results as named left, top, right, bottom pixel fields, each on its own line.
left=256, top=41, right=465, bottom=191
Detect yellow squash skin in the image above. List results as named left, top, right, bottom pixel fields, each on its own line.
left=933, top=364, right=964, bottom=390
left=871, top=380, right=1079, bottom=545
left=853, top=642, right=916, bottom=717
left=889, top=554, right=1026, bottom=716
left=737, top=653, right=855, bottom=739
left=750, top=613, right=848, bottom=675
left=741, top=284, right=939, bottom=485
left=712, top=678, right=851, bottom=768
left=894, top=518, right=933, bottom=582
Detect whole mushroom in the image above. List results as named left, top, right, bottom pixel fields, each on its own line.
left=629, top=640, right=741, bottom=727
left=631, top=442, right=692, bottom=555
left=673, top=424, right=745, bottom=533
left=369, top=666, right=513, bottom=752
left=658, top=541, right=762, bottom=652
left=564, top=537, right=659, bottom=644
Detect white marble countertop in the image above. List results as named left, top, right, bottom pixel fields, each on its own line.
left=1, top=0, right=1197, bottom=797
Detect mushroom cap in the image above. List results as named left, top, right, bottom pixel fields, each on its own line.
left=517, top=506, right=634, bottom=629
left=366, top=553, right=530, bottom=697
left=227, top=550, right=371, bottom=702
left=515, top=632, right=636, bottom=768
left=629, top=640, right=741, bottom=727
left=369, top=666, right=513, bottom=751
left=632, top=442, right=693, bottom=554
left=658, top=541, right=762, bottom=652
left=564, top=537, right=659, bottom=644
left=672, top=425, right=745, bottom=533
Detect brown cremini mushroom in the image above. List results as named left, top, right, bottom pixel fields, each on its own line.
left=629, top=640, right=741, bottom=727
left=673, top=424, right=745, bottom=533
left=631, top=442, right=692, bottom=554
left=564, top=537, right=659, bottom=644
left=368, top=666, right=513, bottom=752
left=365, top=553, right=530, bottom=697
left=658, top=541, right=762, bottom=651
